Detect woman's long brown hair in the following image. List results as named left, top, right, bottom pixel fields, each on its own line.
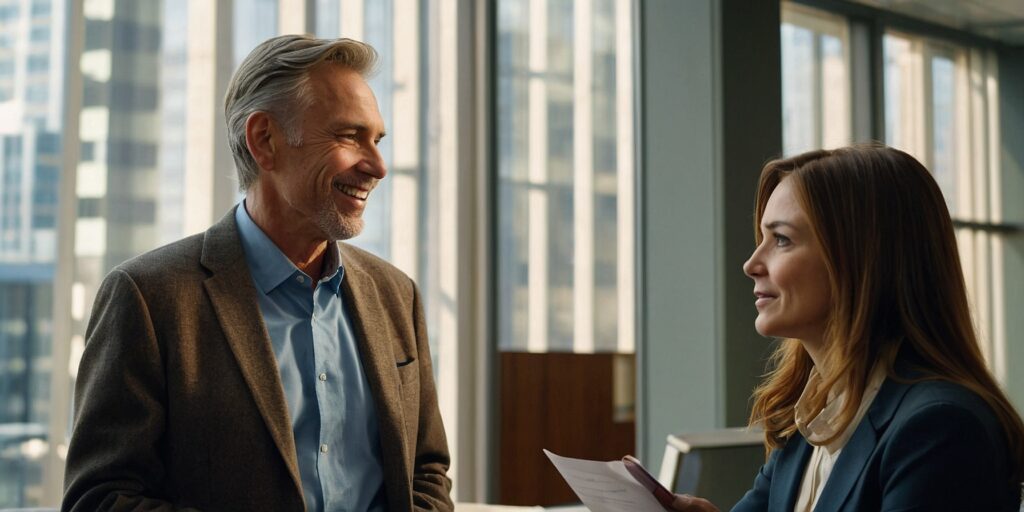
left=747, top=145, right=1024, bottom=482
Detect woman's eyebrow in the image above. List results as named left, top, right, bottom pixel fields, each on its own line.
left=762, top=220, right=797, bottom=230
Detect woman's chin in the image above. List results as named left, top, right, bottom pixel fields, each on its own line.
left=753, top=318, right=775, bottom=338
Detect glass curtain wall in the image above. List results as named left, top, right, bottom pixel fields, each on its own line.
left=0, top=0, right=65, bottom=504
left=0, top=0, right=464, bottom=505
left=496, top=0, right=635, bottom=354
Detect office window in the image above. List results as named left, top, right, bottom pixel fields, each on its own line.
left=26, top=55, right=47, bottom=72
left=29, top=26, right=48, bottom=43
left=0, top=4, right=19, bottom=22
left=0, top=0, right=62, bottom=505
left=0, top=127, right=57, bottom=505
left=25, top=84, right=46, bottom=102
left=884, top=33, right=967, bottom=213
left=0, top=282, right=52, bottom=505
left=155, top=0, right=187, bottom=245
left=780, top=2, right=851, bottom=156
left=30, top=0, right=49, bottom=18
left=0, top=0, right=485, bottom=505
left=233, top=0, right=277, bottom=67
left=779, top=2, right=1016, bottom=392
left=315, top=0, right=340, bottom=38
left=883, top=32, right=1007, bottom=379
left=496, top=0, right=635, bottom=353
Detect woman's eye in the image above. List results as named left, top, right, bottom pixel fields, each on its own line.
left=773, top=234, right=791, bottom=247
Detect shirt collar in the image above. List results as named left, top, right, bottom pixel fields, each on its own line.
left=236, top=201, right=298, bottom=294
left=235, top=201, right=346, bottom=295
left=320, top=242, right=345, bottom=295
left=795, top=364, right=887, bottom=451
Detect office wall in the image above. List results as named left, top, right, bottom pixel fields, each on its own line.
left=637, top=0, right=781, bottom=466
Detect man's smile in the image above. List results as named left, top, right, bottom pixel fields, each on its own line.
left=333, top=181, right=370, bottom=200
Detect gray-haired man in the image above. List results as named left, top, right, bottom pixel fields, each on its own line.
left=62, top=35, right=453, bottom=511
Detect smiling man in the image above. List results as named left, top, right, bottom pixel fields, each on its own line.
left=62, top=36, right=453, bottom=512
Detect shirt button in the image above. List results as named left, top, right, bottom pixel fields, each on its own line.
left=296, top=275, right=305, bottom=283
left=320, top=444, right=329, bottom=454
left=319, top=373, right=327, bottom=382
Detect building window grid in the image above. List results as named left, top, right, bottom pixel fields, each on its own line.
left=496, top=0, right=635, bottom=355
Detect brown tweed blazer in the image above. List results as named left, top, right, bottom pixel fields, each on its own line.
left=62, top=207, right=453, bottom=511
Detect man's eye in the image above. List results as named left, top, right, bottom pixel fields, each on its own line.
left=337, top=133, right=358, bottom=140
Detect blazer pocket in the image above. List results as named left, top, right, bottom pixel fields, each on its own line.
left=395, top=357, right=420, bottom=404
left=396, top=356, right=419, bottom=386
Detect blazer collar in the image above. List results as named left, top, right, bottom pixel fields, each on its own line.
left=339, top=245, right=413, bottom=509
left=809, top=358, right=916, bottom=511
left=199, top=206, right=305, bottom=505
left=199, top=212, right=412, bottom=510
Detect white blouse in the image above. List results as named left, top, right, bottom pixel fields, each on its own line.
left=792, top=364, right=887, bottom=512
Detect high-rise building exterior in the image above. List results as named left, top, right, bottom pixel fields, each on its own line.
left=0, top=0, right=66, bottom=505
left=0, top=0, right=168, bottom=506
left=156, top=0, right=186, bottom=246
left=74, top=0, right=163, bottom=279
left=495, top=0, right=634, bottom=354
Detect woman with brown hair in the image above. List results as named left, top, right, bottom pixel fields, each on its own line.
left=673, top=145, right=1024, bottom=511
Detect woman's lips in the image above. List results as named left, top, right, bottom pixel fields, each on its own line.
left=754, top=292, right=777, bottom=308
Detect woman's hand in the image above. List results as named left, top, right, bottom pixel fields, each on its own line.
left=668, top=493, right=720, bottom=512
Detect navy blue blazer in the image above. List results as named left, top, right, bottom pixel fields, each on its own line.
left=732, top=374, right=1021, bottom=511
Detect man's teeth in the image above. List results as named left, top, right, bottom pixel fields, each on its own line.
left=334, top=183, right=369, bottom=200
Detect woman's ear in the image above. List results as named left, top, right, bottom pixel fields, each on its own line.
left=245, top=111, right=276, bottom=172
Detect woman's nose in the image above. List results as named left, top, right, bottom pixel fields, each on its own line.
left=743, top=249, right=763, bottom=278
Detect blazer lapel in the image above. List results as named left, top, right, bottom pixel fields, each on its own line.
left=770, top=434, right=813, bottom=511
left=811, top=418, right=878, bottom=511
left=200, top=207, right=304, bottom=501
left=812, top=376, right=912, bottom=511
left=340, top=252, right=412, bottom=509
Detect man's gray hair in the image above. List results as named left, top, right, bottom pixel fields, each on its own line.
left=224, top=35, right=378, bottom=191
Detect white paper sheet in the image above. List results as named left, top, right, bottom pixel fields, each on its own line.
left=543, top=449, right=669, bottom=512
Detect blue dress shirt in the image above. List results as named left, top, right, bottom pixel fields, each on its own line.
left=235, top=202, right=386, bottom=511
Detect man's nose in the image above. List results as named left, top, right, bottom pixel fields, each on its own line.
left=359, top=147, right=387, bottom=179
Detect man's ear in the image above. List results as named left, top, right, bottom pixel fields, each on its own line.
left=245, top=111, right=276, bottom=171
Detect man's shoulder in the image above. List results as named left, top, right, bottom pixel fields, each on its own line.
left=112, top=232, right=208, bottom=284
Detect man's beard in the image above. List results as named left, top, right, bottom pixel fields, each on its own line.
left=315, top=204, right=363, bottom=241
